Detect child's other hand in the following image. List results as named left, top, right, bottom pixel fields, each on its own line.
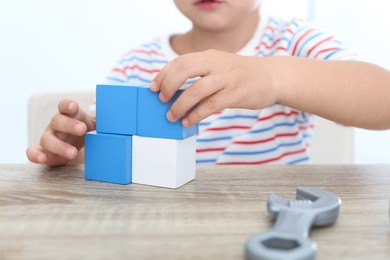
left=150, top=49, right=278, bottom=127
left=26, top=99, right=96, bottom=166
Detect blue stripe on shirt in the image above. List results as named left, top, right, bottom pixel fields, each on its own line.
left=223, top=140, right=303, bottom=156
left=201, top=115, right=259, bottom=122
left=196, top=159, right=217, bottom=164
left=119, top=57, right=168, bottom=64
left=140, top=42, right=161, bottom=50
left=287, top=24, right=309, bottom=51
left=249, top=122, right=297, bottom=134
left=287, top=157, right=310, bottom=164
left=197, top=136, right=232, bottom=142
left=106, top=76, right=126, bottom=83
left=297, top=32, right=324, bottom=56
left=324, top=49, right=346, bottom=59
left=127, top=75, right=152, bottom=83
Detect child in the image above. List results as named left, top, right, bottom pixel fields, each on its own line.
left=26, top=0, right=390, bottom=166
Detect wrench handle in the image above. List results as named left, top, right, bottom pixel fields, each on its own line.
left=245, top=231, right=317, bottom=260
left=245, top=210, right=317, bottom=260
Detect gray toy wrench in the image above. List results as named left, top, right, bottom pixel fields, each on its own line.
left=245, top=187, right=341, bottom=260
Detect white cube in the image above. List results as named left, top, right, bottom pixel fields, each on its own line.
left=132, top=135, right=196, bottom=188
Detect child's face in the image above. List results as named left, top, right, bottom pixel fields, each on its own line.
left=174, top=0, right=262, bottom=32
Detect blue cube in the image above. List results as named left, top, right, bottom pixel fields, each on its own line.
left=85, top=131, right=132, bottom=184
left=96, top=84, right=138, bottom=135
left=137, top=88, right=199, bottom=140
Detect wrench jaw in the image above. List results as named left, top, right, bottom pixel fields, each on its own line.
left=296, top=187, right=342, bottom=226
left=267, top=194, right=289, bottom=220
left=268, top=187, right=341, bottom=226
left=245, top=232, right=317, bottom=260
left=312, top=206, right=340, bottom=227
left=296, top=187, right=340, bottom=208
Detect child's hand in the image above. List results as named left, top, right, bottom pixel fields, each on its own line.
left=26, top=99, right=96, bottom=166
left=150, top=49, right=278, bottom=127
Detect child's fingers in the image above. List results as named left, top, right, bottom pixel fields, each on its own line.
left=150, top=57, right=177, bottom=92
left=27, top=145, right=71, bottom=166
left=160, top=53, right=210, bottom=102
left=182, top=90, right=230, bottom=127
left=58, top=99, right=79, bottom=117
left=40, top=131, right=78, bottom=161
left=151, top=53, right=199, bottom=92
left=167, top=76, right=221, bottom=122
left=182, top=90, right=229, bottom=127
left=26, top=145, right=48, bottom=164
left=50, top=113, right=87, bottom=136
left=153, top=52, right=210, bottom=102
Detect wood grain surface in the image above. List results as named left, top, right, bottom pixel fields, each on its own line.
left=0, top=164, right=389, bottom=260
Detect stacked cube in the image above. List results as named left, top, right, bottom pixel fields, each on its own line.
left=84, top=84, right=199, bottom=188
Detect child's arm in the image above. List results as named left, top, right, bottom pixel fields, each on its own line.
left=268, top=56, right=390, bottom=130
left=150, top=49, right=390, bottom=130
left=26, top=99, right=96, bottom=166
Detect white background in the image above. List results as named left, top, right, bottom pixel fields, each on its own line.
left=313, top=0, right=390, bottom=163
left=0, top=0, right=389, bottom=163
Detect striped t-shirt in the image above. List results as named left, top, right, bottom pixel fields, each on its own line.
left=103, top=16, right=357, bottom=165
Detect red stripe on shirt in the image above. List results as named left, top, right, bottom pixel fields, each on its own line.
left=233, top=131, right=300, bottom=145
left=258, top=111, right=299, bottom=121
left=264, top=25, right=277, bottom=34
left=314, top=47, right=341, bottom=59
left=292, top=28, right=316, bottom=56
left=299, top=124, right=314, bottom=131
left=307, top=36, right=333, bottom=56
left=112, top=65, right=160, bottom=74
left=205, top=125, right=252, bottom=131
left=260, top=38, right=282, bottom=50
left=197, top=147, right=226, bottom=153
left=275, top=46, right=288, bottom=52
left=286, top=28, right=294, bottom=35
left=124, top=49, right=165, bottom=56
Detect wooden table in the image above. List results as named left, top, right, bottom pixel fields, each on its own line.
left=0, top=164, right=389, bottom=259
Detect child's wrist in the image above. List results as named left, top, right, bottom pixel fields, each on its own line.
left=267, top=56, right=295, bottom=105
